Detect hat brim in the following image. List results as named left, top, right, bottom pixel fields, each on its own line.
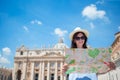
left=70, top=29, right=89, bottom=40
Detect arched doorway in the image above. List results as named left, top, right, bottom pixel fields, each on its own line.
left=17, top=69, right=21, bottom=80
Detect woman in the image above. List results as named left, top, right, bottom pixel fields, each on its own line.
left=62, top=27, right=116, bottom=80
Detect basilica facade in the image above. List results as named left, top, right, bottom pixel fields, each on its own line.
left=13, top=39, right=68, bottom=80
left=12, top=32, right=120, bottom=80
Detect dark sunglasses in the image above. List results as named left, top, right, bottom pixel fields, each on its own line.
left=74, top=36, right=85, bottom=40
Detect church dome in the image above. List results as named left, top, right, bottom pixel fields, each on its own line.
left=53, top=38, right=68, bottom=49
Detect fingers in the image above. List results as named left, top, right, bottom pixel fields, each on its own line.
left=61, top=63, right=68, bottom=74
left=107, top=62, right=116, bottom=70
left=110, top=62, right=116, bottom=69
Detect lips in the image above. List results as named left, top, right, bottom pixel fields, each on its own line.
left=78, top=41, right=84, bottom=45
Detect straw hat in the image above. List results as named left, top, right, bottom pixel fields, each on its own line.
left=69, top=27, right=89, bottom=40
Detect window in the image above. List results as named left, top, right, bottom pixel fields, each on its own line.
left=20, top=51, right=23, bottom=55
left=30, top=53, right=32, bottom=55
left=58, top=63, right=60, bottom=68
left=58, top=69, right=60, bottom=72
left=50, top=62, right=54, bottom=67
left=35, top=62, right=39, bottom=67
left=45, top=63, right=47, bottom=67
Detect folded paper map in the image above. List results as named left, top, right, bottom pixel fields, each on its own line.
left=65, top=48, right=112, bottom=74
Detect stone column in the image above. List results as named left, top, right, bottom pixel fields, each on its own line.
left=22, top=62, right=27, bottom=80
left=47, top=61, right=50, bottom=80
left=63, top=62, right=66, bottom=80
left=30, top=62, right=34, bottom=80
left=13, top=63, right=17, bottom=80
left=38, top=62, right=41, bottom=80
left=42, top=62, right=45, bottom=80
left=60, top=62, right=63, bottom=80
left=55, top=61, right=58, bottom=80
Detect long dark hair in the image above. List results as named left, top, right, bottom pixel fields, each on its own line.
left=71, top=32, right=87, bottom=48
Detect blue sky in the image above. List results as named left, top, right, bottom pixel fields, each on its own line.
left=0, top=0, right=120, bottom=68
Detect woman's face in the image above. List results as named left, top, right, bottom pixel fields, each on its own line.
left=74, top=32, right=85, bottom=48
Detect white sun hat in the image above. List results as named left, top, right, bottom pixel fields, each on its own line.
left=69, top=27, right=89, bottom=40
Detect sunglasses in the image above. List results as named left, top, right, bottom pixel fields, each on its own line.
left=74, top=36, right=85, bottom=40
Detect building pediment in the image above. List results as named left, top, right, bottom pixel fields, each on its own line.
left=16, top=45, right=28, bottom=52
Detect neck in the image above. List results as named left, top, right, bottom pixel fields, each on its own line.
left=77, top=45, right=83, bottom=48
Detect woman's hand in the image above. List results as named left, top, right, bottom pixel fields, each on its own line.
left=97, top=62, right=116, bottom=75
left=107, top=62, right=116, bottom=70
left=62, top=63, right=68, bottom=74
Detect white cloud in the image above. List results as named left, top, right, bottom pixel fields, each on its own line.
left=54, top=28, right=68, bottom=37
left=90, top=22, right=95, bottom=29
left=23, top=26, right=29, bottom=32
left=118, top=26, right=120, bottom=31
left=0, top=57, right=10, bottom=64
left=31, top=20, right=35, bottom=24
left=2, top=47, right=11, bottom=55
left=31, top=20, right=42, bottom=25
left=96, top=0, right=104, bottom=5
left=82, top=4, right=106, bottom=20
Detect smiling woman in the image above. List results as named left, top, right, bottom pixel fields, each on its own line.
left=69, top=27, right=98, bottom=80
